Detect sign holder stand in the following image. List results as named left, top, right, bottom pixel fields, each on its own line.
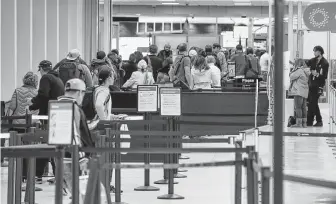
left=135, top=85, right=160, bottom=191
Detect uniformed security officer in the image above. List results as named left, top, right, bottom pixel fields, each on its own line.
left=306, top=46, right=329, bottom=127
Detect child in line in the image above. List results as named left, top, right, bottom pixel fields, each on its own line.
left=288, top=59, right=311, bottom=128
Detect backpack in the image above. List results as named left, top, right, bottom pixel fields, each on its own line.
left=82, top=86, right=111, bottom=120
left=172, top=56, right=190, bottom=90
left=58, top=62, right=84, bottom=85
left=287, top=115, right=296, bottom=127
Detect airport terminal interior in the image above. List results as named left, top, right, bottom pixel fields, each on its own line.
left=1, top=0, right=336, bottom=204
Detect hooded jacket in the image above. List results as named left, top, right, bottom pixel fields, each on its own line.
left=191, top=68, right=217, bottom=90
left=29, top=70, right=65, bottom=115
left=289, top=67, right=310, bottom=98
left=90, top=58, right=114, bottom=86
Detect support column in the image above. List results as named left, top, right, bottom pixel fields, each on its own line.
left=288, top=1, right=294, bottom=61
left=103, top=0, right=111, bottom=53
left=248, top=18, right=254, bottom=48
left=83, top=0, right=99, bottom=62
left=297, top=1, right=303, bottom=58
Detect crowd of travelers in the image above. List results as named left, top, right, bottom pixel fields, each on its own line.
left=0, top=41, right=329, bottom=199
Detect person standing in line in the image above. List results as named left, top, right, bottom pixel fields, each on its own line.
left=306, top=46, right=329, bottom=127
left=143, top=44, right=163, bottom=82
left=213, top=43, right=228, bottom=75
left=27, top=60, right=65, bottom=184
left=157, top=44, right=173, bottom=62
left=123, top=53, right=138, bottom=82
left=288, top=59, right=310, bottom=128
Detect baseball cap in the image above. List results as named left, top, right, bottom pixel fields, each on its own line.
left=38, top=60, right=52, bottom=71
left=65, top=78, right=86, bottom=92
left=66, top=49, right=80, bottom=61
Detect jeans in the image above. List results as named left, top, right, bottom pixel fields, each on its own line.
left=63, top=159, right=73, bottom=194
left=294, top=96, right=307, bottom=119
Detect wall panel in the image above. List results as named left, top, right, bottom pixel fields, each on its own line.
left=59, top=0, right=69, bottom=60
left=1, top=0, right=15, bottom=100
left=17, top=0, right=31, bottom=84
left=47, top=0, right=58, bottom=65
left=32, top=0, right=46, bottom=72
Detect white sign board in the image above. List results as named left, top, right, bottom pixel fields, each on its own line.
left=160, top=88, right=181, bottom=116
left=48, top=101, right=74, bottom=145
left=137, top=85, right=158, bottom=112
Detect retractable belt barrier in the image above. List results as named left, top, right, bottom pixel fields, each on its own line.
left=329, top=85, right=336, bottom=133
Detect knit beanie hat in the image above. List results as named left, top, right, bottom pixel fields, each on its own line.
left=138, top=59, right=148, bottom=72
left=23, top=71, right=39, bottom=88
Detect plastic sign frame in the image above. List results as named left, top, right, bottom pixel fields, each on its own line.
left=303, top=2, right=336, bottom=32
left=48, top=100, right=75, bottom=145
left=159, top=87, right=182, bottom=117
left=137, top=85, right=159, bottom=113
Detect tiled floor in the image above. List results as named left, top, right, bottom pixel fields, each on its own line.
left=1, top=104, right=336, bottom=204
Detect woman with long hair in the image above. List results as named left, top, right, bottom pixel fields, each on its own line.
left=190, top=55, right=218, bottom=90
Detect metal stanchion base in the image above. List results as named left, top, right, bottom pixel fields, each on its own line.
left=157, top=194, right=184, bottom=200
left=134, top=185, right=160, bottom=191
left=111, top=202, right=128, bottom=204
left=179, top=155, right=190, bottom=160
left=178, top=169, right=188, bottom=172
left=174, top=173, right=187, bottom=178
left=21, top=186, right=43, bottom=191
left=154, top=179, right=178, bottom=185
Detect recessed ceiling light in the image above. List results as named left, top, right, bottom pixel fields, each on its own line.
left=162, top=2, right=179, bottom=5
left=234, top=2, right=252, bottom=6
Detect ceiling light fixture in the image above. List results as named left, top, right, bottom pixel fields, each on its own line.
left=158, top=0, right=176, bottom=1
left=162, top=2, right=179, bottom=5
left=234, top=2, right=252, bottom=6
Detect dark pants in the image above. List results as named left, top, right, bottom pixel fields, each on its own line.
left=294, top=96, right=307, bottom=119
left=307, top=90, right=322, bottom=124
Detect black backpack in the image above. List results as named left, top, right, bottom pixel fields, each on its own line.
left=82, top=86, right=97, bottom=120
left=58, top=62, right=84, bottom=85
left=82, top=86, right=111, bottom=120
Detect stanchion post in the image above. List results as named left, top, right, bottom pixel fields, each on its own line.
left=7, top=132, right=16, bottom=204
left=253, top=128, right=259, bottom=152
left=173, top=117, right=187, bottom=179
left=84, top=157, right=99, bottom=204
left=261, top=167, right=271, bottom=204
left=154, top=118, right=178, bottom=185
left=135, top=113, right=159, bottom=191
left=253, top=152, right=259, bottom=204
left=14, top=133, right=23, bottom=204
left=157, top=117, right=184, bottom=200
left=112, top=122, right=127, bottom=204
left=55, top=146, right=65, bottom=204
left=235, top=132, right=244, bottom=204
left=246, top=157, right=254, bottom=204
left=72, top=145, right=80, bottom=204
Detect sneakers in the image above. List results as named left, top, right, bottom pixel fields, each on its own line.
left=313, top=122, right=323, bottom=127
left=291, top=118, right=303, bottom=128
left=302, top=118, right=307, bottom=128
left=110, top=185, right=123, bottom=193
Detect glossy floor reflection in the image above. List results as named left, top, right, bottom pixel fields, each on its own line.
left=1, top=105, right=335, bottom=204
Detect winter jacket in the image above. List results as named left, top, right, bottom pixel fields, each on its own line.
left=143, top=55, right=163, bottom=81
left=230, top=53, right=249, bottom=76
left=215, top=51, right=228, bottom=72
left=306, top=56, right=329, bottom=88
left=190, top=68, right=218, bottom=90
left=9, top=85, right=39, bottom=124
left=90, top=58, right=114, bottom=86
left=122, top=71, right=155, bottom=89
left=245, top=54, right=261, bottom=78
left=289, top=67, right=310, bottom=98
left=123, top=61, right=138, bottom=82
left=53, top=57, right=88, bottom=70
left=29, top=71, right=65, bottom=116
left=58, top=96, right=95, bottom=158
left=157, top=50, right=173, bottom=62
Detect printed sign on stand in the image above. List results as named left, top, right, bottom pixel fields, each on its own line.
left=228, top=61, right=236, bottom=78
left=137, top=85, right=158, bottom=112
left=48, top=100, right=74, bottom=145
left=160, top=87, right=181, bottom=116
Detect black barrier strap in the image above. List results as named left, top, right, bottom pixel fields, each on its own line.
left=97, top=119, right=167, bottom=127
left=72, top=145, right=80, bottom=204
left=261, top=167, right=271, bottom=204
left=79, top=147, right=248, bottom=154
left=182, top=113, right=268, bottom=117
left=106, top=137, right=230, bottom=144
left=283, top=174, right=336, bottom=189
left=107, top=130, right=239, bottom=137
left=176, top=120, right=256, bottom=126
left=55, top=147, right=64, bottom=204
left=235, top=140, right=243, bottom=204
left=102, top=161, right=243, bottom=169
left=258, top=131, right=336, bottom=137
left=84, top=158, right=100, bottom=204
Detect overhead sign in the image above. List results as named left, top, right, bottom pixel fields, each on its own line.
left=160, top=87, right=181, bottom=116
left=137, top=85, right=158, bottom=113
left=48, top=101, right=74, bottom=145
left=303, top=2, right=336, bottom=31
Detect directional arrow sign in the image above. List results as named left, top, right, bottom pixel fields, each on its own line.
left=303, top=2, right=336, bottom=32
